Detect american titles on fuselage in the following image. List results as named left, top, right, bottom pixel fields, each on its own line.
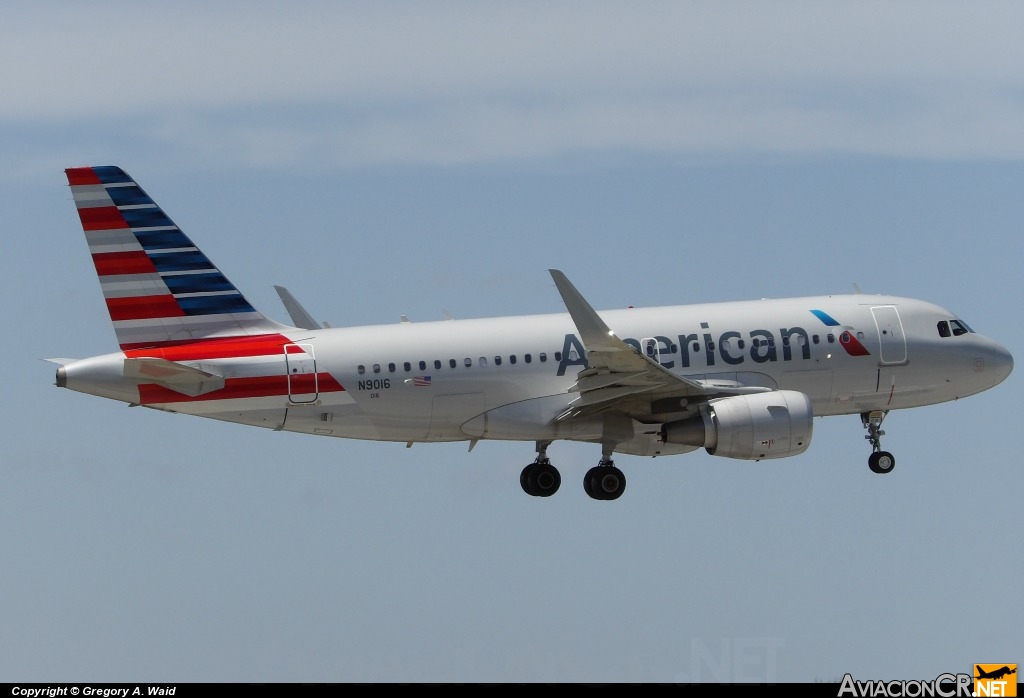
left=357, top=318, right=868, bottom=392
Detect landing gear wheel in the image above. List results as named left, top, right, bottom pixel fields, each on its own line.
left=520, top=461, right=561, bottom=496
left=584, top=465, right=626, bottom=501
left=868, top=451, right=895, bottom=474
left=529, top=462, right=561, bottom=496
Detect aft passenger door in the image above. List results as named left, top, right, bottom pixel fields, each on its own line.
left=284, top=343, right=318, bottom=403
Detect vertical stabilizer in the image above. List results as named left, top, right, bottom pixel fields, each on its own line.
left=66, top=166, right=289, bottom=349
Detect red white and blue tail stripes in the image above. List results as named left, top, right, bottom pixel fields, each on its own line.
left=66, top=166, right=285, bottom=350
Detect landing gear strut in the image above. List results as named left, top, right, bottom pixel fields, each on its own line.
left=861, top=410, right=895, bottom=474
left=520, top=441, right=561, bottom=497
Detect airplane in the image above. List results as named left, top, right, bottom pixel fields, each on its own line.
left=975, top=666, right=1016, bottom=681
left=50, top=165, right=1014, bottom=500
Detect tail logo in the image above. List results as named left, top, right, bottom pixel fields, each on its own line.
left=66, top=166, right=281, bottom=349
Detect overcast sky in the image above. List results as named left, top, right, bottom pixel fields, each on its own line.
left=2, top=1, right=1021, bottom=683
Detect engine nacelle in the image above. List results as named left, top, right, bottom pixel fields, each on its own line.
left=661, top=390, right=813, bottom=460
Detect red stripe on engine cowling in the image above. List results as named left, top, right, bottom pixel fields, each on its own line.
left=137, top=372, right=345, bottom=404
left=66, top=167, right=102, bottom=186
left=106, top=295, right=185, bottom=321
left=92, top=251, right=157, bottom=276
left=78, top=206, right=128, bottom=231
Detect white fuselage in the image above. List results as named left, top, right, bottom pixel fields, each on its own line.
left=58, top=293, right=1013, bottom=458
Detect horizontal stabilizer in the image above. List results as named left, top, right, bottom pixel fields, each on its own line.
left=123, top=357, right=225, bottom=397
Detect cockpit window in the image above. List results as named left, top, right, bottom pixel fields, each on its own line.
left=939, top=319, right=974, bottom=338
left=950, top=320, right=973, bottom=336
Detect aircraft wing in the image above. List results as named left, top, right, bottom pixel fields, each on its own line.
left=549, top=269, right=768, bottom=422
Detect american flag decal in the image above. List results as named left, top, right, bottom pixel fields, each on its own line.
left=412, top=376, right=432, bottom=387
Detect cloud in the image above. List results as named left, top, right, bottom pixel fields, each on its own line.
left=4, top=1, right=1024, bottom=165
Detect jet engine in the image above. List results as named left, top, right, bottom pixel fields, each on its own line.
left=660, top=390, right=813, bottom=460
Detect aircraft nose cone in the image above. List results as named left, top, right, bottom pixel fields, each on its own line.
left=977, top=339, right=1014, bottom=389
left=991, top=343, right=1014, bottom=385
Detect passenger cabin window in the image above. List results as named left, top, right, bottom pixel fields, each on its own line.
left=510, top=355, right=517, bottom=365
left=494, top=356, right=502, bottom=366
left=373, top=363, right=381, bottom=374
left=420, top=361, right=427, bottom=370
left=388, top=363, right=396, bottom=373
left=403, top=362, right=411, bottom=372
left=464, top=358, right=472, bottom=367
left=434, top=360, right=442, bottom=370
left=449, top=359, right=456, bottom=368
left=479, top=357, right=488, bottom=367
left=540, top=353, right=548, bottom=362
left=358, top=365, right=366, bottom=375
left=525, top=354, right=532, bottom=363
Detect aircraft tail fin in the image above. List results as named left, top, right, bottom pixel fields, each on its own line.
left=66, top=166, right=291, bottom=350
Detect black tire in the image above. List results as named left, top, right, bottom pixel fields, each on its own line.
left=584, top=466, right=604, bottom=500
left=868, top=451, right=895, bottom=474
left=521, top=463, right=536, bottom=495
left=529, top=462, right=561, bottom=497
left=585, top=465, right=626, bottom=500
left=597, top=466, right=626, bottom=500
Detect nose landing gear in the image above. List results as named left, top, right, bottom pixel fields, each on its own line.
left=862, top=411, right=896, bottom=474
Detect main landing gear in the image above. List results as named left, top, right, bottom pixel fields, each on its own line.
left=861, top=410, right=896, bottom=474
left=583, top=458, right=626, bottom=501
left=520, top=441, right=561, bottom=497
left=519, top=441, right=627, bottom=500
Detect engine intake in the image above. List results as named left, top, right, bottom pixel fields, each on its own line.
left=661, top=390, right=813, bottom=460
